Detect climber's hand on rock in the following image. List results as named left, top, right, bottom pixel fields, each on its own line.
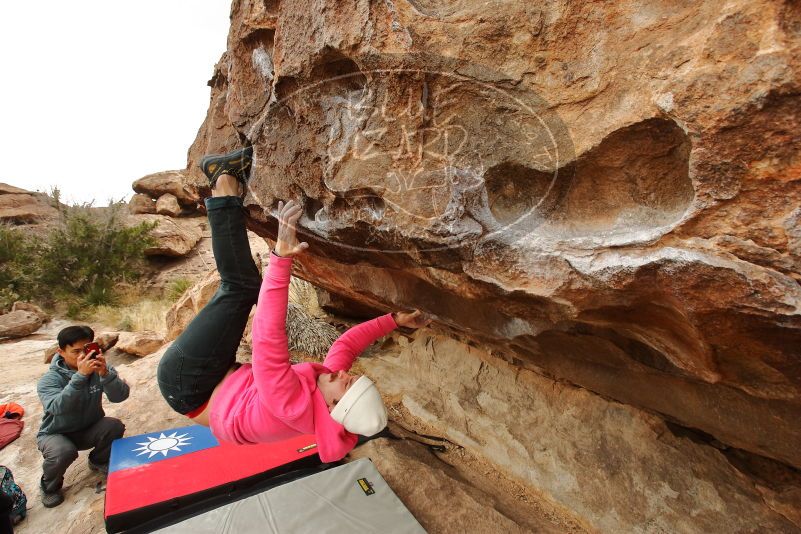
left=275, top=199, right=309, bottom=257
left=392, top=309, right=432, bottom=329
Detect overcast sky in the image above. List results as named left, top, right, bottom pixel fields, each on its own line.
left=0, top=1, right=231, bottom=205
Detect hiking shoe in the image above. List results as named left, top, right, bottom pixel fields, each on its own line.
left=199, top=146, right=253, bottom=190
left=41, top=490, right=64, bottom=508
left=88, top=459, right=109, bottom=475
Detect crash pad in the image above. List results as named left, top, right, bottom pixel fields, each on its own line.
left=104, top=425, right=322, bottom=533
left=152, top=457, right=426, bottom=533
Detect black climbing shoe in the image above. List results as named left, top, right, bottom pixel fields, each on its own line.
left=41, top=489, right=64, bottom=508
left=199, top=146, right=253, bottom=190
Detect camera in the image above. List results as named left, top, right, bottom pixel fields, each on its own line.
left=83, top=342, right=101, bottom=359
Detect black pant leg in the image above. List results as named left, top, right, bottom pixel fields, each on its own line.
left=157, top=195, right=262, bottom=414
left=66, top=417, right=126, bottom=465
left=205, top=195, right=261, bottom=291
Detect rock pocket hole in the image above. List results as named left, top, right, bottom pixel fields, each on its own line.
left=330, top=189, right=386, bottom=221
left=484, top=162, right=561, bottom=226
left=311, top=52, right=367, bottom=93
left=304, top=196, right=325, bottom=222
left=550, top=117, right=693, bottom=238
left=497, top=118, right=693, bottom=240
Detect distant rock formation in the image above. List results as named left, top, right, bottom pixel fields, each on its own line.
left=128, top=193, right=156, bottom=215
left=129, top=214, right=204, bottom=257
left=0, top=183, right=58, bottom=224
left=155, top=193, right=181, bottom=217
left=127, top=170, right=206, bottom=258
left=132, top=170, right=199, bottom=209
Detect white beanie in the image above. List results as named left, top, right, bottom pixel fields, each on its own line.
left=330, top=376, right=387, bottom=436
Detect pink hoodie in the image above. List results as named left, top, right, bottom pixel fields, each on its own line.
left=209, top=252, right=397, bottom=462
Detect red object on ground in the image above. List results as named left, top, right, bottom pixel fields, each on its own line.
left=0, top=403, right=24, bottom=419
left=0, top=419, right=23, bottom=450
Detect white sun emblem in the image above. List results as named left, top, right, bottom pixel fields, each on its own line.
left=133, top=432, right=192, bottom=458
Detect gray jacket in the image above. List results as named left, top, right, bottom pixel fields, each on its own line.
left=37, top=354, right=130, bottom=437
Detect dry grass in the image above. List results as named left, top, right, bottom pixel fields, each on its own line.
left=91, top=299, right=172, bottom=334
left=87, top=284, right=173, bottom=334
left=286, top=301, right=340, bottom=358
left=289, top=277, right=324, bottom=317
left=285, top=276, right=342, bottom=359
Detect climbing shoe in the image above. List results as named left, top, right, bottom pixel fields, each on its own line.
left=199, top=146, right=254, bottom=190
left=41, top=489, right=64, bottom=508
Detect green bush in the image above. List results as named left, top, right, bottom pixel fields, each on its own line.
left=0, top=192, right=156, bottom=311
left=166, top=277, right=193, bottom=301
left=0, top=224, right=40, bottom=311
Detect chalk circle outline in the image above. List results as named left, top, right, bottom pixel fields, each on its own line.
left=244, top=66, right=575, bottom=254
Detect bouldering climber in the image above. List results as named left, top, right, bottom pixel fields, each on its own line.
left=157, top=148, right=430, bottom=462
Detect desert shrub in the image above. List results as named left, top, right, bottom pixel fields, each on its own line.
left=166, top=277, right=193, bottom=301
left=38, top=197, right=156, bottom=301
left=0, top=224, right=41, bottom=311
left=66, top=299, right=89, bottom=319
left=286, top=302, right=340, bottom=359
left=82, top=281, right=120, bottom=307
left=0, top=287, right=19, bottom=313
left=0, top=191, right=156, bottom=310
left=289, top=277, right=323, bottom=317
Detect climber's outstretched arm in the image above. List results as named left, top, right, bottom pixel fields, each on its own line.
left=323, top=310, right=432, bottom=372
left=250, top=200, right=309, bottom=417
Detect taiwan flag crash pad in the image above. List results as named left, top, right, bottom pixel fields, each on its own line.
left=104, top=425, right=323, bottom=533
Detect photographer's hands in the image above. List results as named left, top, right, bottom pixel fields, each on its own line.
left=77, top=351, right=106, bottom=376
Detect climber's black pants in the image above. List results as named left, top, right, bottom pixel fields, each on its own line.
left=157, top=196, right=260, bottom=414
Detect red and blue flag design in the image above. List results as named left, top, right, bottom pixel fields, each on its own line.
left=104, top=425, right=320, bottom=532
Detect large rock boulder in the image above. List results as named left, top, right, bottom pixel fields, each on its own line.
left=128, top=214, right=203, bottom=257
left=0, top=188, right=58, bottom=224
left=189, top=0, right=801, bottom=475
left=0, top=310, right=43, bottom=338
left=11, top=301, right=49, bottom=323
left=361, top=332, right=801, bottom=533
left=128, top=193, right=156, bottom=215
left=155, top=193, right=182, bottom=217
left=132, top=170, right=199, bottom=206
left=115, top=331, right=165, bottom=357
left=165, top=270, right=221, bottom=341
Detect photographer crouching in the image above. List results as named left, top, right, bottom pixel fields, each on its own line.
left=36, top=326, right=129, bottom=508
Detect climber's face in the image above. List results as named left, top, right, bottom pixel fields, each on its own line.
left=318, top=370, right=359, bottom=411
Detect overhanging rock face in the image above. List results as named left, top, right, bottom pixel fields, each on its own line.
left=188, top=0, right=801, bottom=468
